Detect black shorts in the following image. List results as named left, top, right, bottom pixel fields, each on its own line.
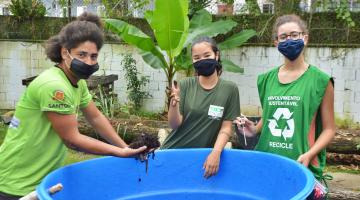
left=0, top=191, right=22, bottom=200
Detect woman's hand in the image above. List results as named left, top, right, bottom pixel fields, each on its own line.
left=203, top=150, right=221, bottom=179
left=297, top=152, right=313, bottom=167
left=116, top=146, right=147, bottom=157
left=170, top=80, right=180, bottom=107
left=233, top=114, right=257, bottom=137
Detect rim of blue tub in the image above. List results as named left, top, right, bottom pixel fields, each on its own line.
left=37, top=148, right=315, bottom=200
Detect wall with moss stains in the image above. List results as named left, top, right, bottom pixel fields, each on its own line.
left=0, top=41, right=359, bottom=122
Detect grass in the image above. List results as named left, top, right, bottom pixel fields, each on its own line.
left=325, top=165, right=360, bottom=175
left=113, top=108, right=164, bottom=121
left=335, top=116, right=360, bottom=129
left=132, top=110, right=164, bottom=120
left=63, top=150, right=101, bottom=166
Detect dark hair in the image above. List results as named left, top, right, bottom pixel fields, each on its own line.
left=191, top=36, right=223, bottom=76
left=45, top=12, right=104, bottom=63
left=272, top=14, right=308, bottom=40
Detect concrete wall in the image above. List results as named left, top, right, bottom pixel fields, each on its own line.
left=0, top=41, right=359, bottom=122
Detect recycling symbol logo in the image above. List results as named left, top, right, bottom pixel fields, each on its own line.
left=268, top=108, right=295, bottom=140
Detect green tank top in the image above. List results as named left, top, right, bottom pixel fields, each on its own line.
left=256, top=65, right=331, bottom=178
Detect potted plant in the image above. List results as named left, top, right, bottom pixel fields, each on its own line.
left=217, top=0, right=234, bottom=15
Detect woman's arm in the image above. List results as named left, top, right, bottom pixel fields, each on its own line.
left=168, top=82, right=183, bottom=129
left=203, top=120, right=233, bottom=178
left=46, top=111, right=146, bottom=157
left=297, top=81, right=336, bottom=166
left=81, top=101, right=127, bottom=148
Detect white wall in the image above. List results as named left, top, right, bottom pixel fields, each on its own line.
left=0, top=41, right=359, bottom=122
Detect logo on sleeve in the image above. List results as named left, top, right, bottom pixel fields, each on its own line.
left=52, top=90, right=65, bottom=101
left=9, top=116, right=20, bottom=129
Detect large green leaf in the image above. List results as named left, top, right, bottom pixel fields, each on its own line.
left=150, top=0, right=189, bottom=58
left=144, top=10, right=153, bottom=25
left=104, top=18, right=167, bottom=69
left=104, top=19, right=154, bottom=51
left=184, top=19, right=237, bottom=49
left=140, top=49, right=168, bottom=69
left=189, top=9, right=212, bottom=31
left=218, top=29, right=257, bottom=50
left=222, top=59, right=244, bottom=73
left=174, top=49, right=192, bottom=71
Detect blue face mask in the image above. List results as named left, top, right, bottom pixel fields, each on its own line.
left=277, top=39, right=304, bottom=61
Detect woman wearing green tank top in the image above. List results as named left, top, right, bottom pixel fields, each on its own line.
left=234, top=15, right=335, bottom=200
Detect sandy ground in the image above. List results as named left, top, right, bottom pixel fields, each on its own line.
left=328, top=172, right=360, bottom=191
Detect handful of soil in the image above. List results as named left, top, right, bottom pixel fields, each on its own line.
left=129, top=133, right=160, bottom=174
left=129, top=133, right=160, bottom=161
left=129, top=133, right=160, bottom=151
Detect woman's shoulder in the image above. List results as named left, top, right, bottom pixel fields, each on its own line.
left=219, top=79, right=238, bottom=91
left=220, top=78, right=237, bottom=86
left=30, top=67, right=70, bottom=92
left=260, top=66, right=279, bottom=78
left=179, top=76, right=196, bottom=87
left=32, top=68, right=64, bottom=85
left=308, top=65, right=331, bottom=78
left=257, top=66, right=279, bottom=83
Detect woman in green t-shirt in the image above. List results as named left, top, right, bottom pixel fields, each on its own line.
left=234, top=15, right=335, bottom=199
left=0, top=13, right=146, bottom=199
left=163, top=37, right=240, bottom=179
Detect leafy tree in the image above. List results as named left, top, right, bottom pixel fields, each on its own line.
left=189, top=0, right=212, bottom=17
left=9, top=0, right=46, bottom=19
left=101, top=0, right=150, bottom=17
left=273, top=0, right=302, bottom=14
left=245, top=0, right=261, bottom=14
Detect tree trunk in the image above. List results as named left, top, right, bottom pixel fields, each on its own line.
left=327, top=129, right=360, bottom=154
left=78, top=117, right=168, bottom=144
left=328, top=188, right=360, bottom=200
left=67, top=0, right=71, bottom=21
left=326, top=153, right=360, bottom=165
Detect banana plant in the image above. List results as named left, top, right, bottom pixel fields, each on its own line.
left=104, top=0, right=256, bottom=110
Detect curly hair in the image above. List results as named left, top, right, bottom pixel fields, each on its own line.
left=45, top=12, right=104, bottom=63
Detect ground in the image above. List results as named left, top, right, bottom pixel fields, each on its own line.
left=328, top=172, right=360, bottom=192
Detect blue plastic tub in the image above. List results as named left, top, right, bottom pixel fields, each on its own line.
left=37, top=149, right=314, bottom=200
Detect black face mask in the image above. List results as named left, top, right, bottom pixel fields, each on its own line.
left=193, top=59, right=219, bottom=77
left=69, top=58, right=99, bottom=79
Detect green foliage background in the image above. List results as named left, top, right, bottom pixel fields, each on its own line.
left=1, top=12, right=359, bottom=46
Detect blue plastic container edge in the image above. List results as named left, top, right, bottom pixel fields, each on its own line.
left=36, top=148, right=315, bottom=200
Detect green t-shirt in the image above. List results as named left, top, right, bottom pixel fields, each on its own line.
left=0, top=67, right=92, bottom=196
left=255, top=65, right=331, bottom=178
left=162, top=77, right=240, bottom=148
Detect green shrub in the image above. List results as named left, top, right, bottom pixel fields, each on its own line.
left=92, top=85, right=118, bottom=119
left=9, top=0, right=46, bottom=19
left=335, top=116, right=360, bottom=129
left=121, top=54, right=151, bottom=112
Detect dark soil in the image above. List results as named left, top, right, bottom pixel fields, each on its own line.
left=129, top=132, right=160, bottom=152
